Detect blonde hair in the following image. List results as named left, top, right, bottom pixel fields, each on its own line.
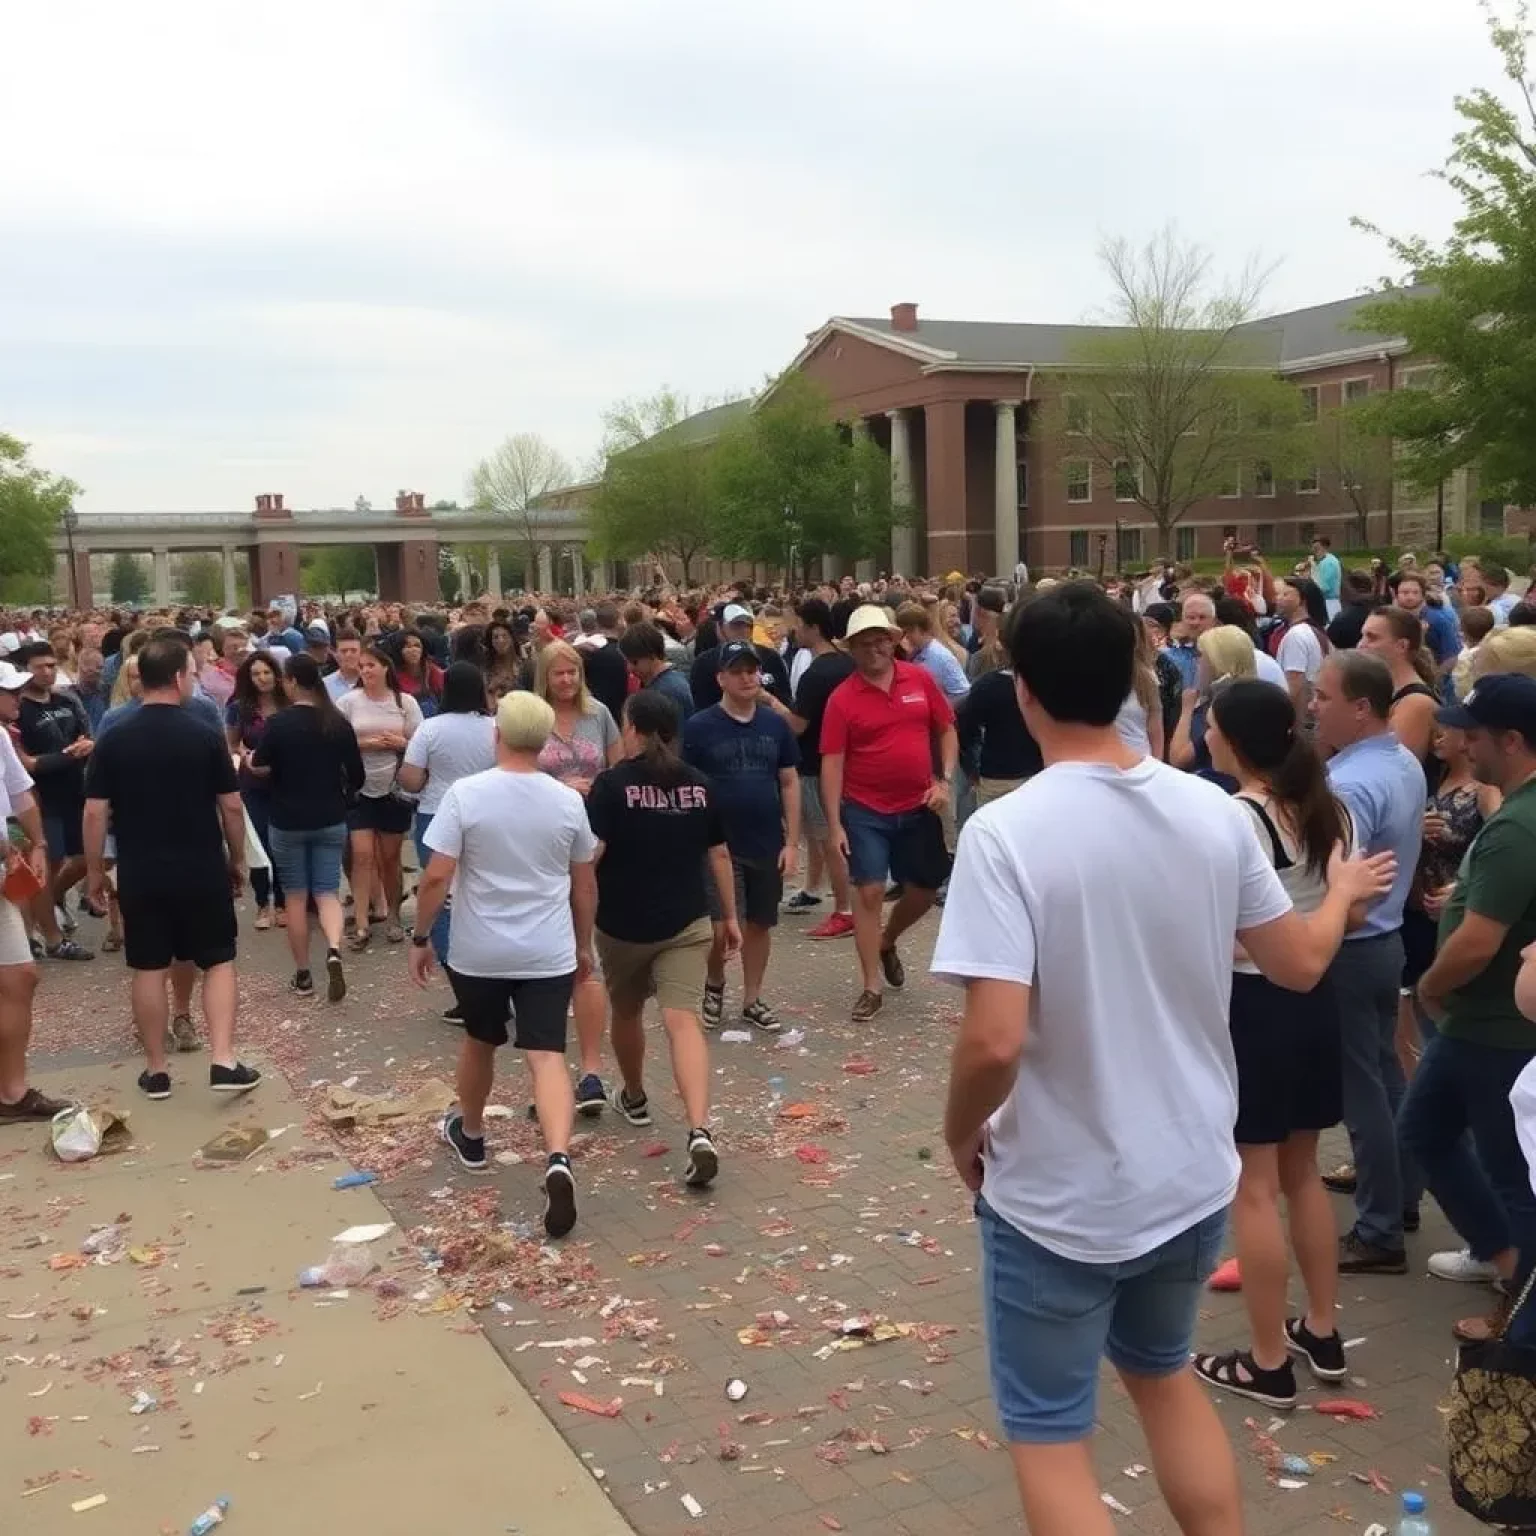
left=496, top=689, right=555, bottom=752
left=1473, top=625, right=1536, bottom=683
left=1197, top=624, right=1258, bottom=683
left=534, top=639, right=593, bottom=715
left=111, top=654, right=141, bottom=706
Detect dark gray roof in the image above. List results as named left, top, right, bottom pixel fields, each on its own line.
left=641, top=397, right=752, bottom=449
left=842, top=285, right=1434, bottom=371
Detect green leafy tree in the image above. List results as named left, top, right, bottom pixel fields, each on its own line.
left=1306, top=403, right=1397, bottom=548
left=711, top=374, right=900, bottom=582
left=467, top=433, right=573, bottom=593
left=301, top=546, right=377, bottom=599
left=1052, top=229, right=1305, bottom=557
left=176, top=553, right=224, bottom=607
left=1352, top=2, right=1536, bottom=506
left=109, top=551, right=148, bottom=604
left=0, top=433, right=79, bottom=587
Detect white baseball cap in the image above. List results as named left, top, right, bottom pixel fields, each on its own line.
left=0, top=633, right=20, bottom=657
left=721, top=603, right=752, bottom=627
left=0, top=660, right=28, bottom=691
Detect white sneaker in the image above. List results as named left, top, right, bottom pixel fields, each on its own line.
left=1428, top=1248, right=1501, bottom=1284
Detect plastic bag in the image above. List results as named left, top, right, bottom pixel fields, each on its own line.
left=301, top=1242, right=378, bottom=1288
left=51, top=1106, right=108, bottom=1162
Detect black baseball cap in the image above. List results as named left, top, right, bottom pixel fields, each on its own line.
left=716, top=640, right=759, bottom=671
left=1437, top=673, right=1536, bottom=741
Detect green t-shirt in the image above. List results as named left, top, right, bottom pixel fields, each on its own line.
left=1438, top=777, right=1536, bottom=1049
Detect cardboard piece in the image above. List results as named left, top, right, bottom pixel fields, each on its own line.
left=321, top=1078, right=455, bottom=1130
left=197, top=1126, right=272, bottom=1164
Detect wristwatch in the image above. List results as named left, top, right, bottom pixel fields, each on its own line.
left=411, top=934, right=431, bottom=949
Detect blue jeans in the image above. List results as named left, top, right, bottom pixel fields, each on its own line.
left=267, top=823, right=347, bottom=897
left=412, top=812, right=450, bottom=965
left=1398, top=1031, right=1536, bottom=1338
left=978, top=1198, right=1226, bottom=1443
left=1332, top=932, right=1422, bottom=1248
left=242, top=787, right=284, bottom=910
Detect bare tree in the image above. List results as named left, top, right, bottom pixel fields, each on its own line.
left=1055, top=229, right=1303, bottom=558
left=467, top=433, right=573, bottom=592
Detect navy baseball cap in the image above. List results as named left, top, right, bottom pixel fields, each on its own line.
left=716, top=640, right=759, bottom=670
left=1437, top=673, right=1536, bottom=740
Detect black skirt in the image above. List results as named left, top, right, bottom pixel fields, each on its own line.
left=1229, top=969, right=1343, bottom=1145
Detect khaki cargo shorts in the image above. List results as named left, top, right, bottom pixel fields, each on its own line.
left=596, top=917, right=712, bottom=1016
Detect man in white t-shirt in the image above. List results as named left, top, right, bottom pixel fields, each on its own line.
left=932, top=582, right=1392, bottom=1535
left=409, top=691, right=597, bottom=1240
left=1273, top=579, right=1327, bottom=716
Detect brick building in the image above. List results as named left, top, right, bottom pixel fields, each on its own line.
left=754, top=288, right=1517, bottom=577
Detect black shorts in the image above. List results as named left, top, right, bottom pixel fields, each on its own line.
left=347, top=793, right=413, bottom=836
left=119, top=887, right=239, bottom=973
left=41, top=802, right=86, bottom=860
left=1229, top=970, right=1343, bottom=1145
left=445, top=968, right=574, bottom=1052
left=704, top=853, right=782, bottom=929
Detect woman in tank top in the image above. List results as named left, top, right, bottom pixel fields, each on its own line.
left=1191, top=679, right=1381, bottom=1412
left=1112, top=621, right=1166, bottom=759
left=1359, top=605, right=1438, bottom=765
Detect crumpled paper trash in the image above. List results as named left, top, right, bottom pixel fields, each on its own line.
left=321, top=1078, right=455, bottom=1130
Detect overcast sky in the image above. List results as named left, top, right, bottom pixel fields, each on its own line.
left=0, top=0, right=1495, bottom=512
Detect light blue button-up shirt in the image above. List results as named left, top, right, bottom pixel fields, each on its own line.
left=913, top=638, right=970, bottom=703
left=1327, top=731, right=1425, bottom=939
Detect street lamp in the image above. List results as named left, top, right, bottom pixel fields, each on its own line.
left=62, top=506, right=80, bottom=608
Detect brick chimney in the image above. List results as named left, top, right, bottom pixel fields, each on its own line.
left=256, top=493, right=271, bottom=514
left=891, top=302, right=918, bottom=333
left=255, top=492, right=290, bottom=520
left=394, top=490, right=428, bottom=518
left=395, top=491, right=409, bottom=514
left=272, top=492, right=284, bottom=513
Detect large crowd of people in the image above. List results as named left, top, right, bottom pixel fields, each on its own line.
left=1, top=534, right=1535, bottom=1532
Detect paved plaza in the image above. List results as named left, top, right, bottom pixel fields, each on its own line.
left=2, top=896, right=1488, bottom=1535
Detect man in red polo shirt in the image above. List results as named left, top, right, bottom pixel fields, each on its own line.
left=820, top=605, right=957, bottom=1021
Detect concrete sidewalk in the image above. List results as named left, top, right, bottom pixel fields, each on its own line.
left=0, top=1059, right=632, bottom=1536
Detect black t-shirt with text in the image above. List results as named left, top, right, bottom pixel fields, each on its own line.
left=85, top=704, right=237, bottom=896
left=586, top=757, right=725, bottom=943
left=792, top=651, right=856, bottom=777
left=17, top=690, right=91, bottom=810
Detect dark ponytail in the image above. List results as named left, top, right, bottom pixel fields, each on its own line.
left=284, top=652, right=348, bottom=738
left=1210, top=679, right=1344, bottom=877
left=623, top=688, right=687, bottom=788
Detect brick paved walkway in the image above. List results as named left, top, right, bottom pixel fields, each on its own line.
left=18, top=899, right=1489, bottom=1534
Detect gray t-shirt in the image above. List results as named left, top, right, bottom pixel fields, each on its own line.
left=401, top=711, right=498, bottom=815
left=537, top=703, right=619, bottom=788
left=336, top=688, right=424, bottom=799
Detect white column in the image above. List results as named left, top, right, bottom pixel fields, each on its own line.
left=571, top=546, right=585, bottom=595
left=537, top=543, right=554, bottom=593
left=994, top=400, right=1021, bottom=577
left=888, top=409, right=916, bottom=577
left=486, top=548, right=502, bottom=599
left=221, top=546, right=238, bottom=611
left=850, top=418, right=874, bottom=583
left=152, top=546, right=171, bottom=607
left=54, top=553, right=70, bottom=605
left=595, top=560, right=612, bottom=593
left=454, top=553, right=472, bottom=598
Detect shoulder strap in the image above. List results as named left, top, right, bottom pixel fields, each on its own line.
left=1234, top=794, right=1294, bottom=871
left=1392, top=682, right=1435, bottom=704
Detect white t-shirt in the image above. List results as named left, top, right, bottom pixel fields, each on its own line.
left=336, top=688, right=424, bottom=798
left=1254, top=650, right=1288, bottom=689
left=424, top=768, right=597, bottom=979
left=789, top=646, right=814, bottom=694
left=402, top=712, right=498, bottom=815
left=1277, top=623, right=1325, bottom=685
left=1513, top=1058, right=1536, bottom=1201
left=0, top=732, right=33, bottom=821
left=1114, top=690, right=1150, bottom=753
left=931, top=758, right=1292, bottom=1264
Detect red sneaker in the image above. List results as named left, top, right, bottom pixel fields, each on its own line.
left=807, top=912, right=855, bottom=940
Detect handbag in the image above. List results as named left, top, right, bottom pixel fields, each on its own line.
left=1447, top=1267, right=1536, bottom=1526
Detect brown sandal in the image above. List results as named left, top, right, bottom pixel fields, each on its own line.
left=852, top=989, right=883, bottom=1022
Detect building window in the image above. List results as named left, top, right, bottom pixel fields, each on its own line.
left=1342, top=377, right=1372, bottom=406
left=1400, top=365, right=1439, bottom=390
left=1298, top=385, right=1319, bottom=423
left=1297, top=467, right=1320, bottom=494
left=1299, top=520, right=1316, bottom=545
left=1219, top=466, right=1242, bottom=498
left=1068, top=529, right=1089, bottom=566
left=1066, top=460, right=1092, bottom=502
left=1113, top=459, right=1141, bottom=501
left=1480, top=498, right=1505, bottom=534
left=1255, top=523, right=1275, bottom=553
left=1017, top=458, right=1028, bottom=509
left=1116, top=526, right=1143, bottom=568
left=1221, top=524, right=1238, bottom=542
left=1063, top=394, right=1091, bottom=435
left=1175, top=525, right=1196, bottom=561
left=1255, top=461, right=1276, bottom=498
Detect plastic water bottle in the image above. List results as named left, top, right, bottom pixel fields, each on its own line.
left=188, top=1496, right=231, bottom=1534
left=1397, top=1490, right=1432, bottom=1536
left=767, top=1075, right=784, bottom=1116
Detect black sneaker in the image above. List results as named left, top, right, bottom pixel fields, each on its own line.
left=1321, top=1162, right=1357, bottom=1195
left=608, top=1085, right=652, bottom=1127
left=1337, top=1230, right=1408, bottom=1275
left=1402, top=1206, right=1421, bottom=1234
left=1192, top=1349, right=1297, bottom=1410
left=685, top=1128, right=719, bottom=1189
left=137, top=1069, right=171, bottom=1101
left=326, top=950, right=346, bottom=1004
left=210, top=1062, right=261, bottom=1095
left=441, top=1004, right=465, bottom=1027
left=290, top=969, right=315, bottom=998
left=1284, top=1317, right=1349, bottom=1382
left=701, top=982, right=724, bottom=1031
left=574, top=1074, right=605, bottom=1118
left=440, top=1110, right=487, bottom=1173
left=783, top=890, right=823, bottom=912
left=543, top=1156, right=577, bottom=1238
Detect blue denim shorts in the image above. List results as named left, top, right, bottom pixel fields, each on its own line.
left=840, top=800, right=949, bottom=891
left=268, top=823, right=348, bottom=897
left=978, top=1198, right=1227, bottom=1443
